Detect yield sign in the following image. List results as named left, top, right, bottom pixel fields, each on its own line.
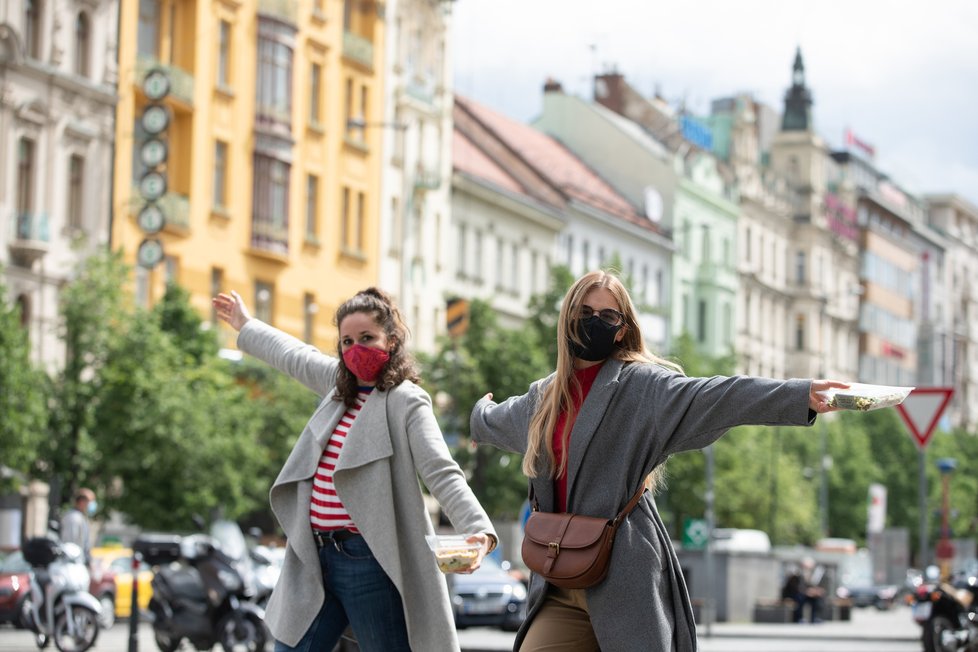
left=896, top=387, right=955, bottom=449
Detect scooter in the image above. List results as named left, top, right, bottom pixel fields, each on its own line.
left=20, top=537, right=101, bottom=652
left=139, top=531, right=266, bottom=652
left=911, top=565, right=978, bottom=652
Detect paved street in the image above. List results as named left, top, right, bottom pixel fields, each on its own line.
left=0, top=604, right=923, bottom=651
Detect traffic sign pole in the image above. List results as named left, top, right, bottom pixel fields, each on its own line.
left=894, top=387, right=954, bottom=568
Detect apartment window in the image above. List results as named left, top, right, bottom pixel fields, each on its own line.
left=701, top=224, right=711, bottom=261
left=164, top=256, right=179, bottom=284
left=17, top=138, right=35, bottom=220
left=217, top=20, right=231, bottom=89
left=355, top=192, right=365, bottom=253
left=74, top=13, right=90, bottom=77
left=697, top=300, right=707, bottom=342
left=566, top=234, right=573, bottom=266
left=795, top=314, right=805, bottom=351
left=25, top=0, right=41, bottom=59
left=256, top=32, right=293, bottom=126
left=642, top=264, right=650, bottom=303
left=303, top=292, right=316, bottom=343
left=255, top=281, right=274, bottom=324
left=474, top=230, right=483, bottom=281
left=495, top=237, right=504, bottom=290
left=210, top=268, right=224, bottom=325
left=340, top=187, right=350, bottom=249
left=744, top=226, right=752, bottom=263
left=252, top=155, right=290, bottom=254
left=312, top=0, right=324, bottom=17
left=310, top=63, right=322, bottom=125
left=343, top=0, right=353, bottom=30
left=213, top=141, right=227, bottom=211
left=306, top=174, right=318, bottom=240
left=389, top=197, right=401, bottom=255
left=510, top=242, right=519, bottom=292
left=360, top=84, right=369, bottom=128
left=67, top=154, right=84, bottom=229
left=656, top=269, right=664, bottom=306
left=137, top=0, right=160, bottom=58
left=795, top=251, right=806, bottom=285
left=582, top=241, right=590, bottom=270
left=456, top=223, right=467, bottom=277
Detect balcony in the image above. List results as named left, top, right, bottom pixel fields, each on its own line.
left=8, top=211, right=49, bottom=266
left=250, top=219, right=289, bottom=260
left=343, top=31, right=374, bottom=69
left=129, top=188, right=191, bottom=232
left=136, top=56, right=195, bottom=107
left=257, top=0, right=297, bottom=24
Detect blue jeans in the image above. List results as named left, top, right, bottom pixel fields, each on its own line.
left=273, top=534, right=411, bottom=652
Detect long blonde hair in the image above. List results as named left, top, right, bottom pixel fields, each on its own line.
left=522, top=270, right=682, bottom=490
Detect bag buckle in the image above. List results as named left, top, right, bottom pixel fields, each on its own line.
left=548, top=541, right=560, bottom=557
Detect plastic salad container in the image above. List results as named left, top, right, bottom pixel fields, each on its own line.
left=818, top=383, right=915, bottom=412
left=425, top=534, right=480, bottom=573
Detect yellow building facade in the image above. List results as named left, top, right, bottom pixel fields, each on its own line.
left=112, top=0, right=386, bottom=349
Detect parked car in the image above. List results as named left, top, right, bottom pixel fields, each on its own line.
left=0, top=551, right=30, bottom=628
left=836, top=581, right=899, bottom=610
left=90, top=546, right=154, bottom=619
left=447, top=556, right=527, bottom=631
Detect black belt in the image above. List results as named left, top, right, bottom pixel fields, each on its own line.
left=312, top=529, right=359, bottom=548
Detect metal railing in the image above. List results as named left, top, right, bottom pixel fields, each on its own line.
left=343, top=31, right=374, bottom=68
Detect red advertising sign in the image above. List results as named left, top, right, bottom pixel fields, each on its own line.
left=896, top=387, right=955, bottom=449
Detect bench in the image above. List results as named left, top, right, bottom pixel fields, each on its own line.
left=752, top=599, right=796, bottom=623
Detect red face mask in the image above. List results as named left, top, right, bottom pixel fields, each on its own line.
left=342, top=344, right=391, bottom=383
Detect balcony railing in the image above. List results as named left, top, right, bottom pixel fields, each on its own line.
left=251, top=219, right=289, bottom=257
left=257, top=0, right=298, bottom=23
left=343, top=31, right=374, bottom=69
left=136, top=56, right=195, bottom=106
left=129, top=188, right=191, bottom=231
left=9, top=211, right=50, bottom=265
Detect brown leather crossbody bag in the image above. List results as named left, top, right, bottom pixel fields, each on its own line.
left=521, top=484, right=646, bottom=589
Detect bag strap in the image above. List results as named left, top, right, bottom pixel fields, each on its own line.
left=528, top=480, right=648, bottom=523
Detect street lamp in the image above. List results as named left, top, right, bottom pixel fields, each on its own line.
left=936, top=457, right=957, bottom=579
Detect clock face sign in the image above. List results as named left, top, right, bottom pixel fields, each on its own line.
left=137, top=238, right=164, bottom=269
left=143, top=69, right=170, bottom=101
left=137, top=203, right=166, bottom=234
left=141, top=105, right=169, bottom=135
left=139, top=171, right=167, bottom=202
left=140, top=138, right=168, bottom=168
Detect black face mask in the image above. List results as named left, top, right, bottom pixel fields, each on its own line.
left=569, top=316, right=621, bottom=361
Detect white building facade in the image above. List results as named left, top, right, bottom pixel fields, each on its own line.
left=0, top=0, right=119, bottom=372
left=377, top=0, right=454, bottom=353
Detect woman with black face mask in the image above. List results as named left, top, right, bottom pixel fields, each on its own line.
left=470, top=270, right=850, bottom=652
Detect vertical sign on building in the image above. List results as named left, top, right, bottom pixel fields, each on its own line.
left=136, top=69, right=170, bottom=269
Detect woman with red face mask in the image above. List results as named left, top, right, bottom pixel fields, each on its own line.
left=213, top=287, right=496, bottom=652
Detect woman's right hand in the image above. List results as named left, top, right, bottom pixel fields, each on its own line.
left=212, top=290, right=252, bottom=332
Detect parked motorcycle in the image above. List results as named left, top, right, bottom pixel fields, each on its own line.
left=137, top=531, right=266, bottom=652
left=20, top=537, right=101, bottom=652
left=911, top=565, right=978, bottom=652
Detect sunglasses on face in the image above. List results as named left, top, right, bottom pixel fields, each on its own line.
left=579, top=305, right=624, bottom=326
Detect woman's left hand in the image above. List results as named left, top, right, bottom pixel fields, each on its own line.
left=809, top=379, right=851, bottom=413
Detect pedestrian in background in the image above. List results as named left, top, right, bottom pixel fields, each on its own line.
left=60, top=488, right=96, bottom=563
left=213, top=287, right=496, bottom=652
left=470, top=270, right=848, bottom=652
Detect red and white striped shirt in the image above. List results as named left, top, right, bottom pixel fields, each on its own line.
left=310, top=388, right=372, bottom=532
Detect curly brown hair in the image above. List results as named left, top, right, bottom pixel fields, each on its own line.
left=333, top=287, right=420, bottom=407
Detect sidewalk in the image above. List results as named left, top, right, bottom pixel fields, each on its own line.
left=697, top=603, right=919, bottom=641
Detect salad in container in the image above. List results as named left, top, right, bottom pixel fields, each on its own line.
left=425, top=534, right=481, bottom=573
left=817, top=383, right=915, bottom=412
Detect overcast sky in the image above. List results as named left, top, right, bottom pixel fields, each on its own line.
left=452, top=0, right=978, bottom=209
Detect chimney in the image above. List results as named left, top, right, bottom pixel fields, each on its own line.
left=593, top=72, right=624, bottom=113
left=543, top=77, right=563, bottom=94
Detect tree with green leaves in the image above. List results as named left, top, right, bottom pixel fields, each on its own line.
left=0, top=273, right=49, bottom=492
left=423, top=299, right=550, bottom=517
left=46, top=250, right=132, bottom=501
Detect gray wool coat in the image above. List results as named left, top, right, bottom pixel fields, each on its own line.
left=470, top=359, right=815, bottom=652
left=238, top=320, right=496, bottom=651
